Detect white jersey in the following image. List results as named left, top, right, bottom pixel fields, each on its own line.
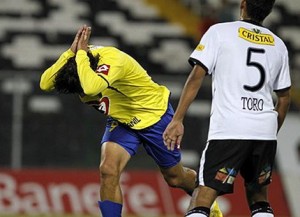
left=189, top=20, right=291, bottom=140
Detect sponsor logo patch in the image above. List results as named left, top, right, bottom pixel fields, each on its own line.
left=96, top=64, right=110, bottom=75
left=258, top=165, right=271, bottom=184
left=126, top=117, right=141, bottom=128
left=195, top=44, right=205, bottom=51
left=215, top=167, right=237, bottom=184
left=238, top=27, right=275, bottom=46
left=109, top=121, right=118, bottom=132
left=98, top=97, right=110, bottom=115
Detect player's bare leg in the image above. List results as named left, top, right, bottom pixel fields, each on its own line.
left=98, top=141, right=131, bottom=217
left=246, top=185, right=269, bottom=205
left=186, top=185, right=220, bottom=217
left=160, top=162, right=197, bottom=194
left=246, top=185, right=274, bottom=217
left=160, top=163, right=222, bottom=216
left=189, top=186, right=217, bottom=208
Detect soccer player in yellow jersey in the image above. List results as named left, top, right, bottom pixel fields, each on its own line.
left=40, top=25, right=222, bottom=217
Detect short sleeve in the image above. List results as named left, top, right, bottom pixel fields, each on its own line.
left=273, top=49, right=291, bottom=91
left=189, top=26, right=220, bottom=75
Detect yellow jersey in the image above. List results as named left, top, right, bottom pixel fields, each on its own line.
left=40, top=46, right=170, bottom=130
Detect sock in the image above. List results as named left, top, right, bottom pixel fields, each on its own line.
left=185, top=206, right=210, bottom=217
left=98, top=200, right=122, bottom=217
left=250, top=201, right=274, bottom=217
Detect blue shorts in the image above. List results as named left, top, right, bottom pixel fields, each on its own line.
left=101, top=104, right=181, bottom=168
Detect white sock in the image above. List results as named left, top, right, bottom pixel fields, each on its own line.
left=252, top=213, right=274, bottom=217
left=250, top=201, right=274, bottom=217
left=185, top=207, right=210, bottom=217
left=186, top=213, right=208, bottom=217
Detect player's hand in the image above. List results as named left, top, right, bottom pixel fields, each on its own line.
left=70, top=26, right=84, bottom=53
left=163, top=120, right=184, bottom=151
left=77, top=25, right=91, bottom=52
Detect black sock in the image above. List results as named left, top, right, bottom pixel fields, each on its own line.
left=250, top=201, right=273, bottom=215
left=185, top=206, right=210, bottom=217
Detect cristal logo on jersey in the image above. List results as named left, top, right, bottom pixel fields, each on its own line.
left=96, top=64, right=110, bottom=75
left=98, top=97, right=110, bottom=115
left=238, top=27, right=275, bottom=46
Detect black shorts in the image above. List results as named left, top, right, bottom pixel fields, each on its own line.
left=198, top=139, right=277, bottom=195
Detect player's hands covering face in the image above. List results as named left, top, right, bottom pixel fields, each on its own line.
left=77, top=25, right=91, bottom=52
left=70, top=26, right=84, bottom=53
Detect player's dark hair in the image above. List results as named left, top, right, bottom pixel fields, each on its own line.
left=54, top=52, right=99, bottom=94
left=246, top=0, right=275, bottom=22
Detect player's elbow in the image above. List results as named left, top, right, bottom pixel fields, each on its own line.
left=82, top=86, right=100, bottom=96
left=81, top=82, right=106, bottom=96
left=40, top=81, right=47, bottom=91
left=39, top=78, right=53, bottom=91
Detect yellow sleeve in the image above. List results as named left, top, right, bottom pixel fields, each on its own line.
left=75, top=50, right=108, bottom=96
left=40, top=49, right=75, bottom=91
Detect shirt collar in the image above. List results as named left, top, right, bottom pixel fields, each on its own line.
left=241, top=19, right=263, bottom=27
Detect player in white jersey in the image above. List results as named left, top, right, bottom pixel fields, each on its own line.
left=163, top=0, right=291, bottom=216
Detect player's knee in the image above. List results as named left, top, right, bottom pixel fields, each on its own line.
left=162, top=166, right=196, bottom=188
left=164, top=175, right=182, bottom=188
left=99, top=162, right=120, bottom=180
left=185, top=167, right=197, bottom=181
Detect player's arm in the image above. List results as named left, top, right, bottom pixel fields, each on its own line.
left=75, top=50, right=108, bottom=96
left=40, top=49, right=75, bottom=91
left=174, top=64, right=206, bottom=122
left=40, top=26, right=83, bottom=91
left=275, top=88, right=291, bottom=132
left=163, top=64, right=206, bottom=150
left=76, top=26, right=109, bottom=96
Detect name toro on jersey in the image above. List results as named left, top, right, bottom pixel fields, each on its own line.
left=238, top=26, right=274, bottom=112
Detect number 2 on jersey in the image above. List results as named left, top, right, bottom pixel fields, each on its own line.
left=244, top=48, right=266, bottom=92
